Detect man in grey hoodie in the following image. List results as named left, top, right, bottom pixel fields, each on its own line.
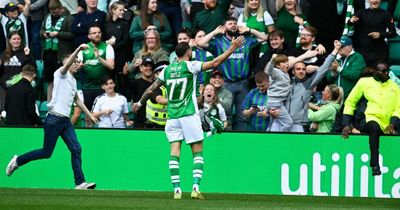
left=286, top=40, right=342, bottom=132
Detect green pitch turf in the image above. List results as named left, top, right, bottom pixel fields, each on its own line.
left=0, top=188, right=398, bottom=210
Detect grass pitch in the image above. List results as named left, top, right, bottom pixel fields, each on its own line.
left=0, top=188, right=398, bottom=210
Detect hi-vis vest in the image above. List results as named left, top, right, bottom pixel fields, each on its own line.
left=146, top=86, right=168, bottom=125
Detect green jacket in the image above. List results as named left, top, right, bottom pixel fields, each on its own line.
left=326, top=51, right=366, bottom=99
left=129, top=14, right=172, bottom=54
left=308, top=102, right=340, bottom=133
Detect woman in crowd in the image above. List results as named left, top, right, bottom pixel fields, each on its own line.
left=0, top=32, right=35, bottom=111
left=308, top=84, right=343, bottom=133
left=104, top=1, right=132, bottom=96
left=123, top=30, right=169, bottom=78
left=275, top=0, right=308, bottom=48
left=92, top=76, right=133, bottom=128
left=198, top=83, right=228, bottom=132
left=129, top=0, right=172, bottom=53
left=238, top=0, right=275, bottom=56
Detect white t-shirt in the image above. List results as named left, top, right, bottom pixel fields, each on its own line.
left=92, top=93, right=129, bottom=128
left=47, top=67, right=77, bottom=117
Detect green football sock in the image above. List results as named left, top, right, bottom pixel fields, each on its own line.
left=169, top=156, right=180, bottom=189
left=192, top=152, right=204, bottom=187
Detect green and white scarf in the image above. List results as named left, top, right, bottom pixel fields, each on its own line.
left=5, top=19, right=26, bottom=45
left=44, top=15, right=65, bottom=51
left=342, top=0, right=354, bottom=36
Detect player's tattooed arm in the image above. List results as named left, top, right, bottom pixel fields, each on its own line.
left=132, top=79, right=163, bottom=112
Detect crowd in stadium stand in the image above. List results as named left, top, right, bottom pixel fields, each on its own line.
left=0, top=0, right=399, bottom=134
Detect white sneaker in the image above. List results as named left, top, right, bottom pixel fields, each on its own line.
left=75, top=182, right=96, bottom=190
left=6, top=155, right=18, bottom=176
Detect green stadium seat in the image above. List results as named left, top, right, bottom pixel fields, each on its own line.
left=380, top=0, right=388, bottom=10
left=390, top=65, right=400, bottom=77
left=39, top=101, right=48, bottom=119
left=35, top=60, right=44, bottom=79
left=388, top=36, right=400, bottom=65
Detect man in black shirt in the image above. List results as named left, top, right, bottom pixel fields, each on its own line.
left=129, top=57, right=155, bottom=128
left=5, top=65, right=41, bottom=126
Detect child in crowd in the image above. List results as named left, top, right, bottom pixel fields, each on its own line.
left=264, top=54, right=293, bottom=132
left=198, top=83, right=227, bottom=134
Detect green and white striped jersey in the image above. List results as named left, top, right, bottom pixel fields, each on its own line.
left=158, top=60, right=204, bottom=119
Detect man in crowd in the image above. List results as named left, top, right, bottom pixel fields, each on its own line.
left=198, top=17, right=268, bottom=131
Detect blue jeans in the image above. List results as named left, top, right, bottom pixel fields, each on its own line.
left=224, top=80, right=249, bottom=131
left=17, top=114, right=86, bottom=185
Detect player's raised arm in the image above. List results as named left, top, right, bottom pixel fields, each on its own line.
left=132, top=79, right=164, bottom=112
left=201, top=36, right=245, bottom=71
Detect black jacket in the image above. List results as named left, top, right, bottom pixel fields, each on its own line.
left=5, top=78, right=42, bottom=126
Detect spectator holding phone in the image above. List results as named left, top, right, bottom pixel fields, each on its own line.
left=242, top=71, right=270, bottom=131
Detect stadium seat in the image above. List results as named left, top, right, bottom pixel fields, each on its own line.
left=39, top=101, right=48, bottom=119
left=35, top=60, right=44, bottom=80
left=390, top=65, right=400, bottom=77
left=388, top=36, right=400, bottom=65
left=127, top=102, right=135, bottom=120
left=388, top=36, right=400, bottom=76
left=380, top=0, right=388, bottom=10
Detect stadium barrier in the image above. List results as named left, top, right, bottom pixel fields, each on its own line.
left=0, top=127, right=399, bottom=198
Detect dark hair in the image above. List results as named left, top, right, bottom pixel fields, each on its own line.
left=269, top=30, right=284, bottom=39
left=255, top=71, right=269, bottom=83
left=191, top=29, right=205, bottom=39
left=175, top=42, right=191, bottom=57
left=224, top=16, right=238, bottom=24
left=360, top=67, right=377, bottom=77
left=140, top=0, right=164, bottom=30
left=88, top=24, right=102, bottom=33
left=177, top=28, right=191, bottom=40
left=5, top=31, right=24, bottom=61
left=101, top=75, right=114, bottom=85
left=22, top=64, right=37, bottom=77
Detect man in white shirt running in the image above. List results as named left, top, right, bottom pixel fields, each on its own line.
left=5, top=44, right=99, bottom=190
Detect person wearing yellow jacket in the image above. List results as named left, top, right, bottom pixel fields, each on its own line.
left=341, top=67, right=400, bottom=176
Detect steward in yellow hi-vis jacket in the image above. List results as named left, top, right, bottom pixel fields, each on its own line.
left=341, top=68, right=400, bottom=177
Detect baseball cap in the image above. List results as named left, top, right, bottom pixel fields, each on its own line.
left=141, top=57, right=154, bottom=66
left=211, top=70, right=223, bottom=78
left=5, top=2, right=18, bottom=12
left=153, top=61, right=169, bottom=73
left=339, top=36, right=352, bottom=47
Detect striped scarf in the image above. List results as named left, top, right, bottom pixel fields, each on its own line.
left=342, top=0, right=354, bottom=36
left=44, top=15, right=65, bottom=51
